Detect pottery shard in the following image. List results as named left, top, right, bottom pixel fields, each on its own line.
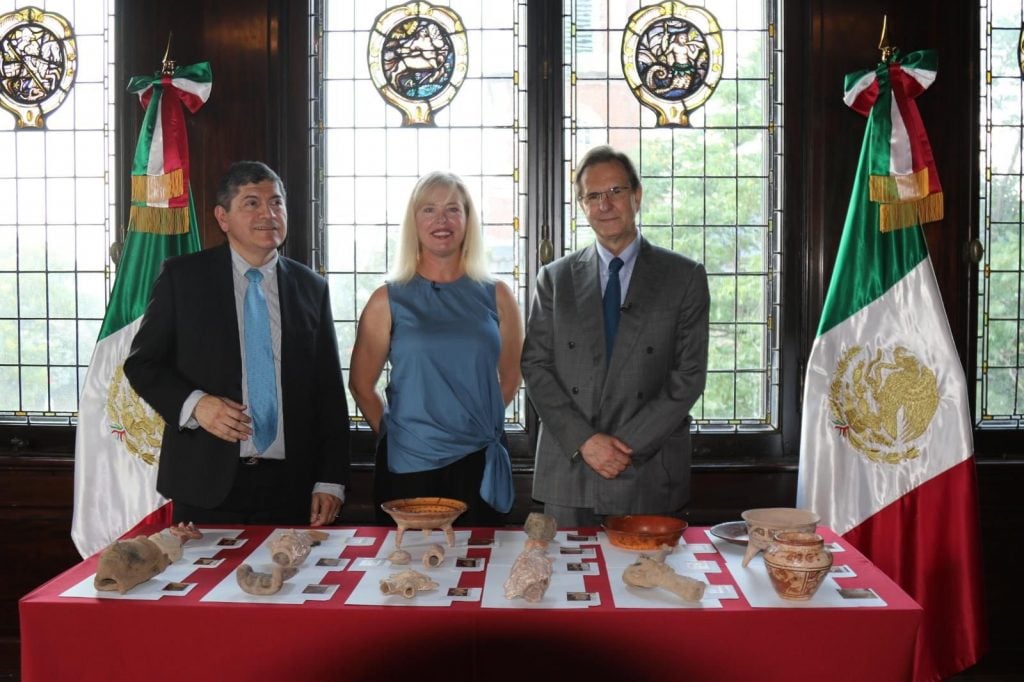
left=523, top=512, right=557, bottom=543
left=270, top=530, right=314, bottom=568
left=168, top=521, right=203, bottom=542
left=504, top=547, right=554, bottom=602
left=147, top=529, right=185, bottom=562
left=622, top=553, right=706, bottom=602
left=236, top=564, right=299, bottom=595
left=387, top=549, right=412, bottom=565
left=422, top=543, right=445, bottom=568
left=94, top=536, right=172, bottom=594
left=379, top=569, right=438, bottom=599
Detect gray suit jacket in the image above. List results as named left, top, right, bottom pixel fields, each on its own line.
left=522, top=236, right=709, bottom=514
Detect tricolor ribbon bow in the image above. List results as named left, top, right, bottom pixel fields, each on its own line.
left=843, top=49, right=943, bottom=232
left=126, top=61, right=213, bottom=235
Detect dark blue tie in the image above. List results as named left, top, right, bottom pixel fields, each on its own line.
left=244, top=268, right=277, bottom=453
left=603, top=257, right=624, bottom=364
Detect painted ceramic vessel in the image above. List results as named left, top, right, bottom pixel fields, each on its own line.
left=740, top=507, right=819, bottom=567
left=763, top=531, right=833, bottom=600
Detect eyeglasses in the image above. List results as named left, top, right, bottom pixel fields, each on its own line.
left=579, top=186, right=631, bottom=206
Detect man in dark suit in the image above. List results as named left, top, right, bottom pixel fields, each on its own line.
left=522, top=146, right=709, bottom=527
left=124, top=161, right=349, bottom=526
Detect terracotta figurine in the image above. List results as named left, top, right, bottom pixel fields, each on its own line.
left=622, top=548, right=706, bottom=602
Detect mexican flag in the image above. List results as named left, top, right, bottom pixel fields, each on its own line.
left=797, top=50, right=986, bottom=680
left=71, top=62, right=211, bottom=558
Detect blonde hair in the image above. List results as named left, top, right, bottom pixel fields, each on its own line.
left=389, top=171, right=489, bottom=283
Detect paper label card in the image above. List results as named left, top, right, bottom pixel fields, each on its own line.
left=564, top=591, right=600, bottom=605
left=446, top=587, right=482, bottom=602
left=838, top=587, right=879, bottom=600
left=162, top=582, right=195, bottom=594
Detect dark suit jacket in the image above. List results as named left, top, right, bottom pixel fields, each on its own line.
left=123, top=243, right=350, bottom=511
left=522, top=236, right=709, bottom=514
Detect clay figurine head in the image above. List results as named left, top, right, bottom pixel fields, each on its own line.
left=94, top=536, right=172, bottom=594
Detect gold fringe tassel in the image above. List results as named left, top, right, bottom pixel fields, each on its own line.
left=878, top=191, right=944, bottom=233
left=869, top=167, right=929, bottom=203
left=129, top=205, right=191, bottom=235
left=131, top=169, right=184, bottom=204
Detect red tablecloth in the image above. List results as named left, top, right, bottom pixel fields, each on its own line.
left=20, top=525, right=920, bottom=682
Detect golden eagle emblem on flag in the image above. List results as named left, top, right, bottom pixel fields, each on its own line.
left=105, top=364, right=164, bottom=466
left=828, top=344, right=939, bottom=464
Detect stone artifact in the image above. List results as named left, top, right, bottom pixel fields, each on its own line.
left=763, top=531, right=833, bottom=600
left=622, top=548, right=706, bottom=602
left=422, top=543, right=445, bottom=568
left=524, top=512, right=557, bottom=544
left=380, top=497, right=467, bottom=548
left=236, top=563, right=299, bottom=596
left=387, top=549, right=412, bottom=565
left=504, top=547, right=554, bottom=603
left=379, top=569, right=439, bottom=598
left=740, top=507, right=819, bottom=567
left=94, top=536, right=172, bottom=594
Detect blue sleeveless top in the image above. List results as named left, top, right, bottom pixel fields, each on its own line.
left=383, top=274, right=513, bottom=513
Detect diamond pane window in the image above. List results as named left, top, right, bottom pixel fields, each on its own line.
left=978, top=0, right=1024, bottom=427
left=563, top=0, right=781, bottom=430
left=0, top=0, right=115, bottom=423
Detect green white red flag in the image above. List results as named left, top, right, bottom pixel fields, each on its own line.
left=797, top=49, right=986, bottom=680
left=71, top=61, right=211, bottom=558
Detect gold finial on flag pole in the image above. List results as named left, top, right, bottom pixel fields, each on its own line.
left=161, top=32, right=175, bottom=75
left=878, top=15, right=894, bottom=61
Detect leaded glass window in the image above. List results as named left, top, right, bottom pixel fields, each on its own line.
left=0, top=0, right=115, bottom=423
left=314, top=0, right=528, bottom=428
left=978, top=0, right=1024, bottom=427
left=563, top=0, right=782, bottom=430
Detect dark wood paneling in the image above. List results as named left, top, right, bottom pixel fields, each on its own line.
left=0, top=456, right=79, bottom=680
left=117, top=1, right=308, bottom=260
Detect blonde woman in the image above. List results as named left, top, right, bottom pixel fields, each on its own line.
left=349, top=171, right=522, bottom=525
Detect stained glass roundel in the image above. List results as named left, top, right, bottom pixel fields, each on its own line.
left=622, top=2, right=723, bottom=127
left=368, top=2, right=468, bottom=126
left=0, top=6, right=77, bottom=128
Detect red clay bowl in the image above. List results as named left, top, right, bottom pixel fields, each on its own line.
left=602, top=515, right=688, bottom=550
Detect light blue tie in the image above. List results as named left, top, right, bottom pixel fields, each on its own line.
left=603, top=257, right=624, bottom=364
left=244, top=268, right=277, bottom=453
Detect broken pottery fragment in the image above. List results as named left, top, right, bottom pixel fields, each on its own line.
left=236, top=563, right=299, bottom=595
left=270, top=530, right=315, bottom=568
left=504, top=547, right=553, bottom=602
left=147, top=529, right=186, bottom=562
left=379, top=569, right=438, bottom=599
left=422, top=543, right=445, bottom=568
left=622, top=549, right=706, bottom=602
left=387, top=549, right=412, bottom=565
left=94, top=536, right=172, bottom=594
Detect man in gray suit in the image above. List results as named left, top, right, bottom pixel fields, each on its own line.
left=522, top=145, right=709, bottom=527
